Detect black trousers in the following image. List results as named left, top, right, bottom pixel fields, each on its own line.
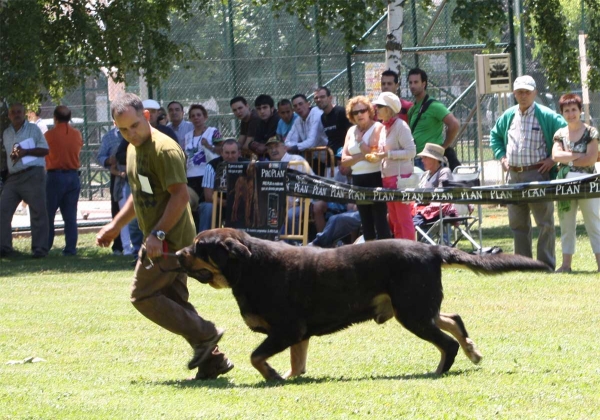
left=352, top=171, right=391, bottom=241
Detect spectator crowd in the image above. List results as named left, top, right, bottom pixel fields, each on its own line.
left=1, top=69, right=598, bottom=275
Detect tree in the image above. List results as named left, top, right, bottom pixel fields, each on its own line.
left=2, top=0, right=599, bottom=107
left=0, top=0, right=196, bottom=105
left=270, top=0, right=600, bottom=91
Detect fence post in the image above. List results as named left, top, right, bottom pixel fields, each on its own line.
left=410, top=0, right=419, bottom=68
left=227, top=0, right=238, bottom=97
left=80, top=78, right=91, bottom=200
left=346, top=53, right=354, bottom=98
left=314, top=5, right=323, bottom=87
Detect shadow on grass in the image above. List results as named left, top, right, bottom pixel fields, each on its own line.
left=0, top=247, right=134, bottom=277
left=152, top=368, right=479, bottom=389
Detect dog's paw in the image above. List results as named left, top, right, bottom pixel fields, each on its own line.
left=464, top=338, right=483, bottom=364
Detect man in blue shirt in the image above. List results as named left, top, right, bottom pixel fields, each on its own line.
left=275, top=99, right=298, bottom=141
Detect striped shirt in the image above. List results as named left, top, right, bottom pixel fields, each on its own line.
left=506, top=104, right=547, bottom=167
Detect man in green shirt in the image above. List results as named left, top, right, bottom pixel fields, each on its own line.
left=96, top=93, right=233, bottom=380
left=407, top=68, right=460, bottom=170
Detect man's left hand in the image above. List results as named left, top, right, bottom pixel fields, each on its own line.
left=538, top=157, right=556, bottom=174
left=145, top=235, right=164, bottom=259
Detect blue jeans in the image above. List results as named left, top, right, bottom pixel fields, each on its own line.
left=311, top=211, right=361, bottom=247
left=128, top=218, right=144, bottom=254
left=198, top=202, right=213, bottom=232
left=46, top=170, right=80, bottom=255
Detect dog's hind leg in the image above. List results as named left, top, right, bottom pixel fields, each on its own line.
left=436, top=313, right=482, bottom=365
left=283, top=339, right=310, bottom=379
left=394, top=311, right=460, bottom=375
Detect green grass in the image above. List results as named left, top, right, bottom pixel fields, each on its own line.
left=1, top=208, right=599, bottom=419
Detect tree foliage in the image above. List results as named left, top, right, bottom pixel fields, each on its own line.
left=2, top=0, right=600, bottom=106
left=0, top=0, right=197, bottom=105
left=523, top=0, right=580, bottom=90
left=260, top=0, right=388, bottom=49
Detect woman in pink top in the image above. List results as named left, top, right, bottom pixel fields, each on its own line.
left=369, top=92, right=417, bottom=240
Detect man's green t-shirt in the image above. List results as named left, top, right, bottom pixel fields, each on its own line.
left=126, top=129, right=195, bottom=251
left=407, top=97, right=451, bottom=153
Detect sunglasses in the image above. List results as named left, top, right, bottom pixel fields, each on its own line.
left=351, top=108, right=369, bottom=116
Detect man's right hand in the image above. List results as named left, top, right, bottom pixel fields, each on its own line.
left=500, top=156, right=509, bottom=172
left=96, top=222, right=120, bottom=248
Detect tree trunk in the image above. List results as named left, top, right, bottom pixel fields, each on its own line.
left=386, top=0, right=405, bottom=77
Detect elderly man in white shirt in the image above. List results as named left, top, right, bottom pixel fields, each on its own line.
left=284, top=94, right=328, bottom=154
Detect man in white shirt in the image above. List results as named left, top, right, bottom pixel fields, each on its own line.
left=27, top=108, right=48, bottom=134
left=284, top=94, right=328, bottom=154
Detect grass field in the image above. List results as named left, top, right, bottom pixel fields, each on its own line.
left=1, top=207, right=599, bottom=419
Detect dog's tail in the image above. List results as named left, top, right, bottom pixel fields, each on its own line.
left=438, top=246, right=551, bottom=274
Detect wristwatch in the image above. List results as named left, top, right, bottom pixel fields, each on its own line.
left=150, top=230, right=166, bottom=241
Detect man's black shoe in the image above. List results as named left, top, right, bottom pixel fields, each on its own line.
left=188, top=328, right=225, bottom=370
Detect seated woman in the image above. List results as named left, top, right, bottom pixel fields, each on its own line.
left=413, top=143, right=457, bottom=228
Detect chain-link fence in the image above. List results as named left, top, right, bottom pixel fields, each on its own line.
left=35, top=0, right=597, bottom=198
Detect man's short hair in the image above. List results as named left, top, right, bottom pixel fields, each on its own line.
left=230, top=96, right=248, bottom=106
left=222, top=138, right=240, bottom=149
left=316, top=86, right=331, bottom=96
left=188, top=104, right=208, bottom=118
left=407, top=68, right=428, bottom=89
left=277, top=99, right=292, bottom=108
left=381, top=69, right=399, bottom=84
left=291, top=94, right=308, bottom=103
left=254, top=94, right=274, bottom=108
left=111, top=93, right=143, bottom=118
left=167, top=101, right=183, bottom=110
left=53, top=106, right=71, bottom=123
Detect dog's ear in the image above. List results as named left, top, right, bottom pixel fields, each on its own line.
left=221, top=237, right=252, bottom=259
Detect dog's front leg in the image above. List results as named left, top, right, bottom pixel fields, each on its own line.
left=283, top=339, right=310, bottom=379
left=251, top=334, right=292, bottom=381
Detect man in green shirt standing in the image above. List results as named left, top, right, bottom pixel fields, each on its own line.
left=96, top=93, right=233, bottom=380
left=407, top=68, right=460, bottom=170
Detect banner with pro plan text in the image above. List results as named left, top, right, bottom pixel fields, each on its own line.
left=222, top=161, right=288, bottom=240
left=286, top=170, right=600, bottom=205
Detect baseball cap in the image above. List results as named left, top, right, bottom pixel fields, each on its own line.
left=266, top=136, right=282, bottom=145
left=513, top=75, right=536, bottom=91
left=142, top=99, right=161, bottom=110
left=372, top=92, right=401, bottom=114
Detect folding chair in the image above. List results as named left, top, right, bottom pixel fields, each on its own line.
left=303, top=146, right=335, bottom=178
left=415, top=166, right=482, bottom=251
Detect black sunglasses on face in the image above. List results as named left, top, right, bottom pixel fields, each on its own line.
left=351, top=108, right=369, bottom=116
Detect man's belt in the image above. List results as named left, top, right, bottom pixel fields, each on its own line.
left=509, top=164, right=543, bottom=173
left=8, top=166, right=36, bottom=177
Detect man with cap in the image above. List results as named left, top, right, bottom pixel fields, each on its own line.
left=198, top=138, right=247, bottom=232
left=142, top=99, right=179, bottom=143
left=490, top=75, right=567, bottom=270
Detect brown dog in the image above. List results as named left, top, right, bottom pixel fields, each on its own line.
left=176, top=228, right=549, bottom=381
